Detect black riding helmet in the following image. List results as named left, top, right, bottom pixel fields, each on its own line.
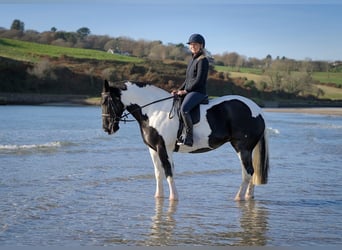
left=187, top=33, right=205, bottom=48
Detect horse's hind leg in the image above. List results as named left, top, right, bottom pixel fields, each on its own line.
left=235, top=150, right=254, bottom=201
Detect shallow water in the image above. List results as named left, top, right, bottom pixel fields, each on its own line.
left=0, top=105, right=341, bottom=246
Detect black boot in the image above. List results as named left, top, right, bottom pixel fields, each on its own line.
left=178, top=112, right=193, bottom=146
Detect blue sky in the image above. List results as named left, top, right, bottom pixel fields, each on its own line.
left=1, top=0, right=341, bottom=61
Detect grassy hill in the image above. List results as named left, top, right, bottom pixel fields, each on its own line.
left=0, top=38, right=142, bottom=63
left=0, top=38, right=186, bottom=101
left=1, top=38, right=341, bottom=106
left=215, top=65, right=342, bottom=100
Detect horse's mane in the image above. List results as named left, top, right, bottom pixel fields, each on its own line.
left=129, top=81, right=150, bottom=88
left=128, top=81, right=169, bottom=96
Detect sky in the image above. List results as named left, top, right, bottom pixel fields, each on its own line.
left=0, top=0, right=341, bottom=61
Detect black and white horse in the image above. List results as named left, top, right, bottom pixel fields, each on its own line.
left=101, top=80, right=269, bottom=201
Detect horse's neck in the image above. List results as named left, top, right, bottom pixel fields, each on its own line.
left=123, top=84, right=169, bottom=107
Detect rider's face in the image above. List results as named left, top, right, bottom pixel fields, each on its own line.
left=189, top=42, right=202, bottom=54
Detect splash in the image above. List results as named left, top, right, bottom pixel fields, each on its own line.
left=267, top=127, right=280, bottom=136
left=0, top=141, right=62, bottom=153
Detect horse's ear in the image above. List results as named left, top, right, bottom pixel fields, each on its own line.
left=103, top=80, right=110, bottom=92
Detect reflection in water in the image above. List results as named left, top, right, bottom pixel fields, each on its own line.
left=234, top=201, right=269, bottom=246
left=145, top=199, right=269, bottom=246
left=147, top=198, right=178, bottom=246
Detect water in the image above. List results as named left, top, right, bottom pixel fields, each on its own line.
left=0, top=105, right=341, bottom=246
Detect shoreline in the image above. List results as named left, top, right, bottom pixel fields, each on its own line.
left=264, top=107, right=342, bottom=116
left=1, top=93, right=342, bottom=116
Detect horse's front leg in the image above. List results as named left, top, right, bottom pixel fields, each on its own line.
left=149, top=148, right=164, bottom=198
left=163, top=149, right=178, bottom=201
left=148, top=147, right=178, bottom=201
left=166, top=175, right=178, bottom=201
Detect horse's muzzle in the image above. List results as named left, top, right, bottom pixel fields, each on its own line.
left=103, top=121, right=118, bottom=135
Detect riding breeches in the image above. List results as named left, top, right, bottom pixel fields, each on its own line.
left=180, top=91, right=207, bottom=116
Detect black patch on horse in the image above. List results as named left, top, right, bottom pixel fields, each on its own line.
left=127, top=103, right=173, bottom=178
left=206, top=99, right=265, bottom=150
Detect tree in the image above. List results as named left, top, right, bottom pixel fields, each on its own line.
left=77, top=27, right=90, bottom=39
left=264, top=59, right=315, bottom=96
left=264, top=54, right=272, bottom=69
left=10, top=19, right=24, bottom=31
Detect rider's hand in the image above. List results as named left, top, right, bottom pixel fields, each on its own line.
left=177, top=90, right=187, bottom=96
left=171, top=90, right=187, bottom=96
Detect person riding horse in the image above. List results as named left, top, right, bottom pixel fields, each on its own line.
left=171, top=34, right=209, bottom=147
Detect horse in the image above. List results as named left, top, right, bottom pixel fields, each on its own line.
left=101, top=80, right=269, bottom=201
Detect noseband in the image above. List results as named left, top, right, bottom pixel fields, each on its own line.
left=101, top=92, right=129, bottom=126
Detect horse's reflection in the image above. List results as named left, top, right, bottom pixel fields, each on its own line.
left=146, top=199, right=268, bottom=246
left=233, top=201, right=269, bottom=246
left=146, top=198, right=178, bottom=246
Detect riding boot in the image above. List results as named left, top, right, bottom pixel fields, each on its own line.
left=178, top=112, right=193, bottom=146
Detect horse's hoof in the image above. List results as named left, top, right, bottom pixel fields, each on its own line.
left=169, top=195, right=179, bottom=201
left=245, top=195, right=254, bottom=200
left=234, top=196, right=245, bottom=201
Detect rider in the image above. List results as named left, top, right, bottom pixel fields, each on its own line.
left=172, top=34, right=209, bottom=146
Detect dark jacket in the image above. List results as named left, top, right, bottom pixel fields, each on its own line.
left=179, top=51, right=209, bottom=95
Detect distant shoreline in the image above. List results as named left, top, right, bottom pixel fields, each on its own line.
left=264, top=107, right=342, bottom=116
left=1, top=93, right=342, bottom=116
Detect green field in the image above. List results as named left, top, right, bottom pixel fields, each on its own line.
left=0, top=38, right=143, bottom=63
left=215, top=65, right=342, bottom=86
left=215, top=65, right=263, bottom=75
left=315, top=85, right=342, bottom=100
left=215, top=65, right=342, bottom=100
left=312, top=72, right=342, bottom=87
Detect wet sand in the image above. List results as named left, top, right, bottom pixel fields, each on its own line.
left=264, top=107, right=342, bottom=116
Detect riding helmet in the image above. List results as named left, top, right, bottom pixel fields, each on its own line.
left=187, top=33, right=205, bottom=48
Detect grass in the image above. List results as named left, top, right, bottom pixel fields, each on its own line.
left=312, top=72, right=342, bottom=87
left=215, top=65, right=263, bottom=75
left=0, top=38, right=143, bottom=63
left=215, top=65, right=342, bottom=86
left=316, top=84, right=342, bottom=100
left=215, top=65, right=342, bottom=100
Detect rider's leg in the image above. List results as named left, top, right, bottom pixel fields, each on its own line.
left=180, top=111, right=193, bottom=146
left=178, top=92, right=206, bottom=146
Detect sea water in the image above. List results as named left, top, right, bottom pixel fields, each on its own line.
left=0, top=105, right=341, bottom=246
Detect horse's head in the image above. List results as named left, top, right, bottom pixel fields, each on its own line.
left=101, top=80, right=125, bottom=135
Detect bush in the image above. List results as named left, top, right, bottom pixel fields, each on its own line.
left=27, top=59, right=56, bottom=80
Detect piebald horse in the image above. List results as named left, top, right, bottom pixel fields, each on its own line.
left=101, top=80, right=269, bottom=201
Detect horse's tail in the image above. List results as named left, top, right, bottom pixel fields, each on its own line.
left=252, top=128, right=269, bottom=185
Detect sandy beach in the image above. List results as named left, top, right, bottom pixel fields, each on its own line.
left=264, top=107, right=342, bottom=116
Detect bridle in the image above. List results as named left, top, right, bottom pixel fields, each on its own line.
left=101, top=92, right=177, bottom=125
left=101, top=92, right=127, bottom=128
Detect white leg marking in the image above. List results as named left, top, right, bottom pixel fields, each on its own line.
left=166, top=150, right=178, bottom=200
left=245, top=179, right=255, bottom=200
left=149, top=148, right=164, bottom=198
left=235, top=152, right=252, bottom=201
left=167, top=176, right=178, bottom=201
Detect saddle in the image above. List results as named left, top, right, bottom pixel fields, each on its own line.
left=170, top=95, right=209, bottom=144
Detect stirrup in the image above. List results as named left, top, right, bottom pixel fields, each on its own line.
left=176, top=135, right=193, bottom=146
left=176, top=136, right=185, bottom=146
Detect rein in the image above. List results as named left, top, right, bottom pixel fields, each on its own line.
left=102, top=92, right=176, bottom=124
